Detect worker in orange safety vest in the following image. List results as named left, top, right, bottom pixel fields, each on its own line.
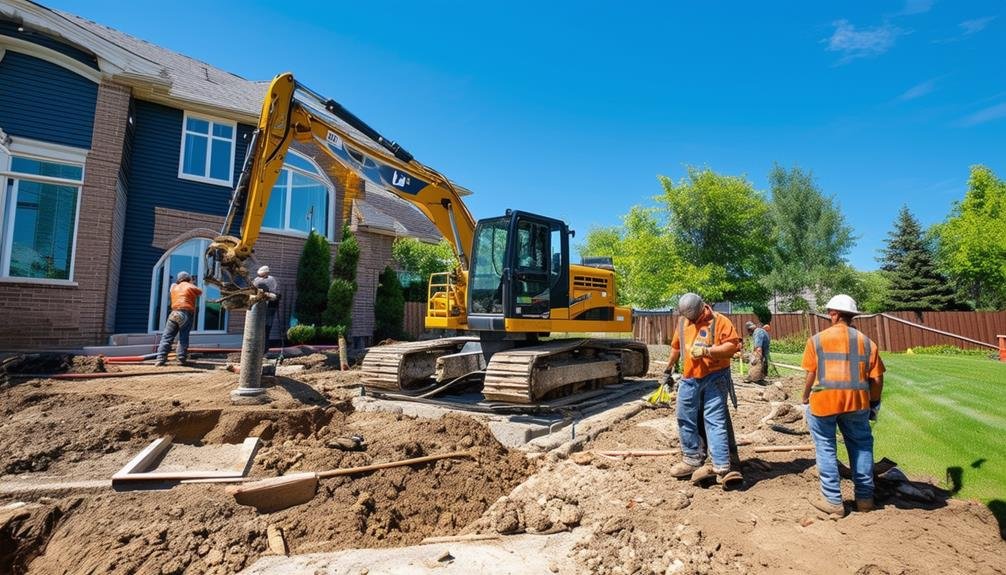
left=664, top=293, right=743, bottom=488
left=801, top=293, right=885, bottom=517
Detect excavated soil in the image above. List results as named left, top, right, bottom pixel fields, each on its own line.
left=1, top=359, right=1004, bottom=574
left=0, top=367, right=533, bottom=575
left=467, top=374, right=1006, bottom=575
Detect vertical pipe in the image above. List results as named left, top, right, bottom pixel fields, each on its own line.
left=231, top=300, right=269, bottom=403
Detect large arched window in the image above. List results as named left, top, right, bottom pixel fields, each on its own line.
left=148, top=238, right=226, bottom=333
left=262, top=150, right=334, bottom=239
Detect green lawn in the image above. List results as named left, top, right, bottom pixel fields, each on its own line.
left=773, top=352, right=1006, bottom=505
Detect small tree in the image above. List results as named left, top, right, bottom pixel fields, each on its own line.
left=392, top=238, right=457, bottom=302
left=324, top=225, right=359, bottom=331
left=880, top=206, right=959, bottom=311
left=374, top=266, right=405, bottom=341
left=294, top=230, right=331, bottom=326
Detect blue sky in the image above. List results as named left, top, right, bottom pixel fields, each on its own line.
left=54, top=0, right=1005, bottom=270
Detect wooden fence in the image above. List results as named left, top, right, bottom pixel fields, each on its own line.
left=404, top=302, right=1004, bottom=352
left=633, top=310, right=1006, bottom=352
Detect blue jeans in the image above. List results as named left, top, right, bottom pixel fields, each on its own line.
left=807, top=408, right=875, bottom=504
left=677, top=368, right=732, bottom=472
left=156, top=310, right=193, bottom=362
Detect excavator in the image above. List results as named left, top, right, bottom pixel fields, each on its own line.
left=205, top=73, right=648, bottom=404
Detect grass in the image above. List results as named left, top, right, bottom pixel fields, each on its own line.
left=773, top=351, right=1006, bottom=507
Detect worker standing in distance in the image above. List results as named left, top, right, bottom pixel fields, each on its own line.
left=252, top=265, right=280, bottom=354
left=154, top=271, right=203, bottom=366
left=801, top=294, right=885, bottom=516
left=743, top=320, right=771, bottom=383
left=666, top=293, right=743, bottom=487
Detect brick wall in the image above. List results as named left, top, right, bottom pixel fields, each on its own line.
left=0, top=80, right=130, bottom=349
left=350, top=230, right=396, bottom=344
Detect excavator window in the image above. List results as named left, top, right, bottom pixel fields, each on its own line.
left=470, top=217, right=509, bottom=314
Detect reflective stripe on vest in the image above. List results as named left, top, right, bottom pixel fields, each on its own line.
left=812, top=327, right=871, bottom=391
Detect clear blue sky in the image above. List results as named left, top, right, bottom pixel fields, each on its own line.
left=53, top=0, right=1005, bottom=270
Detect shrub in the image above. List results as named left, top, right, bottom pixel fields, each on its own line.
left=287, top=324, right=316, bottom=345
left=770, top=332, right=810, bottom=354
left=752, top=304, right=772, bottom=326
left=374, top=266, right=405, bottom=341
left=316, top=325, right=343, bottom=344
left=294, top=231, right=331, bottom=326
left=908, top=345, right=994, bottom=358
left=323, top=278, right=355, bottom=330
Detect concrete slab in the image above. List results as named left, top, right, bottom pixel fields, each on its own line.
left=239, top=531, right=582, bottom=575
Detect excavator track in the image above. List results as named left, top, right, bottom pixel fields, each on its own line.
left=482, top=339, right=649, bottom=404
left=360, top=337, right=478, bottom=391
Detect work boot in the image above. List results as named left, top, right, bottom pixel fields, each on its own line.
left=690, top=465, right=717, bottom=485
left=154, top=359, right=166, bottom=367
left=810, top=496, right=846, bottom=517
left=855, top=498, right=875, bottom=512
left=669, top=461, right=701, bottom=479
left=717, top=469, right=744, bottom=490
left=178, top=358, right=189, bottom=366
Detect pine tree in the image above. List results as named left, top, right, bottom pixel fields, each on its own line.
left=374, top=266, right=405, bottom=341
left=323, top=225, right=360, bottom=330
left=879, top=206, right=958, bottom=311
left=294, top=231, right=331, bottom=325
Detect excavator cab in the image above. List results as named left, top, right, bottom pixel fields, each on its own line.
left=467, top=210, right=569, bottom=331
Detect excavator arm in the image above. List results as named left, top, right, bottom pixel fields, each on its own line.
left=206, top=73, right=476, bottom=309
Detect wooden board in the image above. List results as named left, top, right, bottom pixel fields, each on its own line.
left=112, top=436, right=261, bottom=484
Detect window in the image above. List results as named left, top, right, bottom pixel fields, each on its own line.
left=0, top=137, right=85, bottom=282
left=178, top=112, right=235, bottom=186
left=262, top=150, right=333, bottom=238
left=149, top=239, right=227, bottom=333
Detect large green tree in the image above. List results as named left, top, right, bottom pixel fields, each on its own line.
left=392, top=238, right=458, bottom=302
left=294, top=230, right=331, bottom=326
left=580, top=206, right=728, bottom=309
left=933, top=166, right=1006, bottom=309
left=657, top=168, right=772, bottom=304
left=764, top=165, right=856, bottom=311
left=880, top=206, right=959, bottom=311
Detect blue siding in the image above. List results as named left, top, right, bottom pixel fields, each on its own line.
left=114, top=99, right=253, bottom=332
left=0, top=20, right=100, bottom=69
left=0, top=50, right=97, bottom=149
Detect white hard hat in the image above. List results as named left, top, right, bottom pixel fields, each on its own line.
left=257, top=266, right=270, bottom=276
left=825, top=294, right=858, bottom=314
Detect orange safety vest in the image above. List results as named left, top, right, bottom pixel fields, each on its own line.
left=170, top=282, right=202, bottom=312
left=804, top=324, right=883, bottom=417
left=673, top=310, right=738, bottom=379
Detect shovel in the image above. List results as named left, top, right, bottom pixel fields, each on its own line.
left=227, top=451, right=475, bottom=513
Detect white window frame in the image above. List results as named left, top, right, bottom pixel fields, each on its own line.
left=261, top=150, right=336, bottom=240
left=147, top=238, right=228, bottom=334
left=0, top=132, right=86, bottom=285
left=177, top=111, right=236, bottom=187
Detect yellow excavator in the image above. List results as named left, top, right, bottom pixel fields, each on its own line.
left=206, top=73, right=648, bottom=404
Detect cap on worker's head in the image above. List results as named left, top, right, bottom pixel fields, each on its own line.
left=677, top=292, right=705, bottom=322
left=825, top=294, right=858, bottom=315
left=257, top=265, right=270, bottom=277
left=745, top=321, right=756, bottom=332
left=176, top=271, right=192, bottom=282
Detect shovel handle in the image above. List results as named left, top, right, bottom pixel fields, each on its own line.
left=316, top=450, right=476, bottom=479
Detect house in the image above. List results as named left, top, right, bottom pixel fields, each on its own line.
left=0, top=0, right=443, bottom=351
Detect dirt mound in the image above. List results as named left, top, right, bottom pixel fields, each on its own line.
left=0, top=371, right=533, bottom=575
left=0, top=354, right=106, bottom=386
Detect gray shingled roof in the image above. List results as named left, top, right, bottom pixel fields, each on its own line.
left=355, top=183, right=443, bottom=243
left=51, top=7, right=267, bottom=118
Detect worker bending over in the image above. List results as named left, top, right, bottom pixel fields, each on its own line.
left=666, top=293, right=743, bottom=487
left=802, top=294, right=885, bottom=516
left=743, top=320, right=771, bottom=383
left=155, top=271, right=203, bottom=366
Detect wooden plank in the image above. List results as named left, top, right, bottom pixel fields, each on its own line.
left=112, top=436, right=173, bottom=479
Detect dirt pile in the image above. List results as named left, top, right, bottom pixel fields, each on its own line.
left=0, top=354, right=106, bottom=386
left=0, top=369, right=534, bottom=574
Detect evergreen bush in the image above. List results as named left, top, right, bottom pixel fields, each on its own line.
left=374, top=266, right=405, bottom=341
left=294, top=231, right=331, bottom=326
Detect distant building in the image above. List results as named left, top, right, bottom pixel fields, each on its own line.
left=0, top=0, right=442, bottom=350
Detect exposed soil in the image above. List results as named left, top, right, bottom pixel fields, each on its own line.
left=1, top=356, right=1003, bottom=574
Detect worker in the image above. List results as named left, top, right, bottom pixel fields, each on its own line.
left=252, top=265, right=280, bottom=354
left=666, top=293, right=743, bottom=487
left=155, top=271, right=203, bottom=366
left=744, top=320, right=771, bottom=383
left=801, top=294, right=885, bottom=516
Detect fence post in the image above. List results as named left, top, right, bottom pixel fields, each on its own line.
left=998, top=335, right=1006, bottom=362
